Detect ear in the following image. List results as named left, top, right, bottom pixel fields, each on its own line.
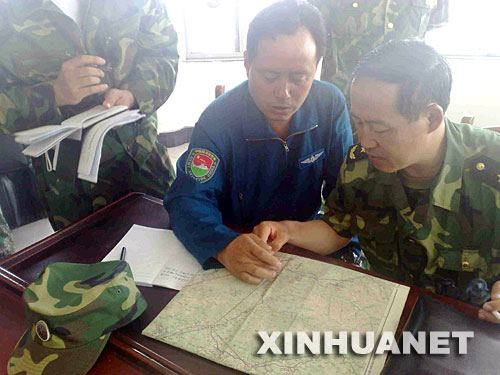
left=426, top=103, right=444, bottom=133
left=243, top=51, right=250, bottom=77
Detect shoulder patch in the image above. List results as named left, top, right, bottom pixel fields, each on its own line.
left=346, top=144, right=368, bottom=164
left=185, top=148, right=219, bottom=183
left=466, top=154, right=500, bottom=191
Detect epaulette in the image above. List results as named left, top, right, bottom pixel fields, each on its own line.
left=346, top=144, right=368, bottom=164
left=466, top=150, right=500, bottom=191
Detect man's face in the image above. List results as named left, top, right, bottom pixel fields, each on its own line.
left=245, top=27, right=317, bottom=128
left=350, top=79, right=431, bottom=175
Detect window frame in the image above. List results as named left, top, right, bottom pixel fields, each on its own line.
left=183, top=0, right=246, bottom=61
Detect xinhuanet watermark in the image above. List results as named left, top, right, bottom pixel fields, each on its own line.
left=256, top=331, right=474, bottom=355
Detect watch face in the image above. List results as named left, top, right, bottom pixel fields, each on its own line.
left=35, top=320, right=51, bottom=342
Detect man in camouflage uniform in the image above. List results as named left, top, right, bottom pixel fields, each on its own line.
left=254, top=40, right=500, bottom=324
left=0, top=207, right=15, bottom=259
left=309, top=0, right=448, bottom=96
left=309, top=0, right=448, bottom=141
left=7, top=261, right=147, bottom=375
left=0, top=0, right=178, bottom=230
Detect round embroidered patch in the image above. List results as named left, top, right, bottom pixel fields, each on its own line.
left=185, top=148, right=219, bottom=183
left=35, top=320, right=51, bottom=342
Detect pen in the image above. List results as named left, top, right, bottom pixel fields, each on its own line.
left=120, top=246, right=126, bottom=261
left=89, top=64, right=113, bottom=72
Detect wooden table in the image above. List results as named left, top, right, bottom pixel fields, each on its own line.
left=0, top=193, right=480, bottom=375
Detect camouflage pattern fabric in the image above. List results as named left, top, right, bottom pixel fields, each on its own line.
left=309, top=0, right=447, bottom=96
left=7, top=260, right=147, bottom=375
left=0, top=207, right=15, bottom=259
left=309, top=0, right=448, bottom=142
left=323, top=119, right=500, bottom=305
left=0, top=0, right=178, bottom=230
left=35, top=124, right=175, bottom=229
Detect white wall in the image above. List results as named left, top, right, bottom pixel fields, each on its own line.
left=157, top=60, right=246, bottom=132
left=158, top=1, right=500, bottom=133
left=158, top=0, right=247, bottom=131
left=445, top=57, right=500, bottom=127
left=158, top=56, right=500, bottom=132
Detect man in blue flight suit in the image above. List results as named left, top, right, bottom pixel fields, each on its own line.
left=164, top=0, right=354, bottom=284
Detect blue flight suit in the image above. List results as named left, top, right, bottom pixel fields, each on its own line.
left=164, top=80, right=353, bottom=267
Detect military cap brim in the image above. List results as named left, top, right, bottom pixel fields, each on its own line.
left=7, top=327, right=110, bottom=375
left=6, top=260, right=147, bottom=375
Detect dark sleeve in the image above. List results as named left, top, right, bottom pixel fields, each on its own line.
left=163, top=125, right=239, bottom=268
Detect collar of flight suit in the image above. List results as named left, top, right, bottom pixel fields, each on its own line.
left=242, top=80, right=320, bottom=141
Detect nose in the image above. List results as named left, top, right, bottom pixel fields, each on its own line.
left=274, top=77, right=291, bottom=99
left=357, top=124, right=378, bottom=150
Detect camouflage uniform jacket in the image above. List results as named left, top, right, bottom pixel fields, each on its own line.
left=324, top=119, right=500, bottom=304
left=0, top=0, right=178, bottom=228
left=0, top=0, right=178, bottom=167
left=309, top=0, right=448, bottom=96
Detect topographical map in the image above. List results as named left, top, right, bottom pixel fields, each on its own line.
left=142, top=253, right=409, bottom=375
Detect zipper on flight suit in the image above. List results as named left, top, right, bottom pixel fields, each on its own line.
left=240, top=124, right=318, bottom=222
left=245, top=124, right=319, bottom=152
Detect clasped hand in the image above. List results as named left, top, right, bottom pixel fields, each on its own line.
left=52, top=55, right=134, bottom=108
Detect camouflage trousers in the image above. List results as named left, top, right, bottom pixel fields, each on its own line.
left=0, top=207, right=15, bottom=259
left=33, top=129, right=175, bottom=231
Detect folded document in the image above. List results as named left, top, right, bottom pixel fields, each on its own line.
left=14, top=105, right=144, bottom=183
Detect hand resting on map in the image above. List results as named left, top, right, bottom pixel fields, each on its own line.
left=215, top=233, right=283, bottom=285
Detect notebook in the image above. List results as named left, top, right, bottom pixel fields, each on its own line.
left=102, top=225, right=202, bottom=290
left=14, top=105, right=144, bottom=183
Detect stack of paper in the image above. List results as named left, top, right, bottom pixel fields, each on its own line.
left=14, top=105, right=144, bottom=183
left=77, top=109, right=143, bottom=183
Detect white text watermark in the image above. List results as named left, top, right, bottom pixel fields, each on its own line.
left=256, top=331, right=474, bottom=355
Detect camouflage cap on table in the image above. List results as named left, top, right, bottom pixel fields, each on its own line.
left=7, top=261, right=147, bottom=375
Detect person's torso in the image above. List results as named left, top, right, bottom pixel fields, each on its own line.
left=316, top=0, right=437, bottom=93
left=202, top=81, right=344, bottom=228
left=0, top=0, right=158, bottom=172
left=341, top=122, right=500, bottom=304
left=0, top=0, right=146, bottom=92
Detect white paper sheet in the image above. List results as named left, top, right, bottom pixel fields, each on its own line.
left=102, top=225, right=202, bottom=290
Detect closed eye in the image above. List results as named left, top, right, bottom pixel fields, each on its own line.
left=262, top=72, right=280, bottom=82
left=290, top=73, right=307, bottom=84
left=374, top=128, right=391, bottom=134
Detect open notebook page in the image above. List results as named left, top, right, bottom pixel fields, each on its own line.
left=102, top=225, right=202, bottom=290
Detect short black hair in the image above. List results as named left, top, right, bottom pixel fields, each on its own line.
left=353, top=40, right=452, bottom=121
left=246, top=0, right=326, bottom=64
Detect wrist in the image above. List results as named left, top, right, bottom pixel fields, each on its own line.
left=281, top=220, right=296, bottom=242
left=214, top=247, right=225, bottom=265
left=51, top=81, right=65, bottom=107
